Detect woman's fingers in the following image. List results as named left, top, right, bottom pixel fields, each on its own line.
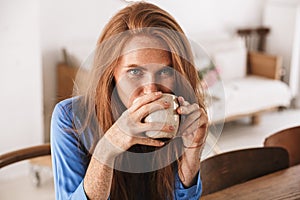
left=177, top=96, right=188, bottom=106
left=134, top=137, right=165, bottom=147
left=116, top=94, right=208, bottom=149
left=129, top=92, right=162, bottom=112
left=140, top=122, right=175, bottom=133
left=181, top=109, right=208, bottom=146
left=178, top=102, right=200, bottom=115
left=135, top=98, right=170, bottom=121
left=177, top=97, right=202, bottom=135
left=182, top=108, right=207, bottom=133
left=116, top=112, right=175, bottom=136
left=178, top=110, right=201, bottom=134
left=176, top=96, right=208, bottom=148
left=127, top=92, right=171, bottom=122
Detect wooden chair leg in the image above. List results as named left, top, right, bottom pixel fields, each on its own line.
left=30, top=166, right=41, bottom=187
left=251, top=114, right=260, bottom=125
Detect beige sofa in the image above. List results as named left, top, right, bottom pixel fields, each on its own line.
left=192, top=36, right=292, bottom=125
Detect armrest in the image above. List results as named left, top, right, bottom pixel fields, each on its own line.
left=0, top=144, right=51, bottom=168
left=247, top=51, right=282, bottom=80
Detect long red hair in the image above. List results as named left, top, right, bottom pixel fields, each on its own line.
left=76, top=2, right=206, bottom=199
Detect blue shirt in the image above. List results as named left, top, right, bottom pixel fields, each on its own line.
left=51, top=98, right=202, bottom=200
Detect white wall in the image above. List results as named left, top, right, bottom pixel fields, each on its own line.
left=0, top=0, right=268, bottom=150
left=40, top=0, right=266, bottom=141
left=263, top=0, right=300, bottom=98
left=153, top=0, right=266, bottom=35
left=0, top=0, right=43, bottom=154
left=40, top=0, right=128, bottom=142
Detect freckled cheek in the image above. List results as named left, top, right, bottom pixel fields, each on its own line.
left=157, top=77, right=175, bottom=93
left=116, top=78, right=143, bottom=108
left=167, top=78, right=176, bottom=90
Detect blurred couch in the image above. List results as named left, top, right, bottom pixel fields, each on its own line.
left=192, top=36, right=292, bottom=124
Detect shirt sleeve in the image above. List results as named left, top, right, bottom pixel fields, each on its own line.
left=174, top=171, right=202, bottom=200
left=51, top=100, right=89, bottom=200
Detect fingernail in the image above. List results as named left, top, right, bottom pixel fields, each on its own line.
left=155, top=91, right=162, bottom=95
left=179, top=107, right=183, bottom=113
left=160, top=142, right=165, bottom=145
left=179, top=96, right=184, bottom=103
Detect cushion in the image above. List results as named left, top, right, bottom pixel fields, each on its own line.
left=212, top=46, right=247, bottom=82
left=225, top=75, right=292, bottom=115
left=208, top=75, right=292, bottom=123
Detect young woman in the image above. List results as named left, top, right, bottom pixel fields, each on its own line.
left=51, top=2, right=208, bottom=200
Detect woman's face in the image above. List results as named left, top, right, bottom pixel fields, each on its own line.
left=114, top=35, right=175, bottom=108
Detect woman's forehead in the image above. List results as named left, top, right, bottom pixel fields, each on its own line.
left=121, top=35, right=169, bottom=54
left=118, top=48, right=171, bottom=68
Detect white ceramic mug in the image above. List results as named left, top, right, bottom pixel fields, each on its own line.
left=144, top=93, right=180, bottom=139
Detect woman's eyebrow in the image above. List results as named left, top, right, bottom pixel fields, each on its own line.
left=124, top=63, right=173, bottom=69
left=164, top=64, right=173, bottom=67
left=124, top=64, right=148, bottom=70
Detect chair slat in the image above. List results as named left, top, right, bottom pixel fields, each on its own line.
left=264, top=125, right=300, bottom=166
left=200, top=147, right=289, bottom=196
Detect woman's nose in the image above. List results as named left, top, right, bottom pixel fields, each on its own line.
left=143, top=83, right=159, bottom=94
left=142, top=74, right=159, bottom=94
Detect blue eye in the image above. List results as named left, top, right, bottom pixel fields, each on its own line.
left=158, top=67, right=174, bottom=77
left=127, top=68, right=143, bottom=76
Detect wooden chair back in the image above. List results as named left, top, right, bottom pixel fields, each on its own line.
left=237, top=27, right=270, bottom=52
left=264, top=125, right=300, bottom=166
left=200, top=147, right=289, bottom=196
left=0, top=143, right=51, bottom=168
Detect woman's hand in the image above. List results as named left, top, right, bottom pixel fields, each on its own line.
left=94, top=92, right=176, bottom=162
left=176, top=96, right=208, bottom=187
left=177, top=96, right=208, bottom=150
